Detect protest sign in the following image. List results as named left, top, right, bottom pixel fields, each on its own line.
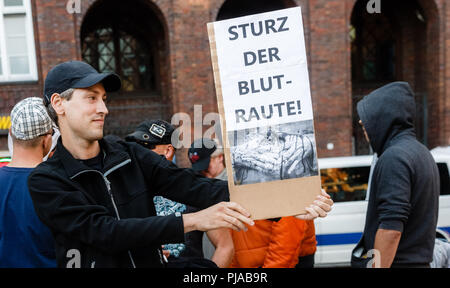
left=208, top=7, right=321, bottom=220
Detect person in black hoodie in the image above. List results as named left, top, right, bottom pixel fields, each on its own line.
left=28, top=60, right=333, bottom=268
left=351, top=82, right=440, bottom=268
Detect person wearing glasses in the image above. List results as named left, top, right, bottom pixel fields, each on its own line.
left=125, top=120, right=188, bottom=262
left=125, top=120, right=232, bottom=268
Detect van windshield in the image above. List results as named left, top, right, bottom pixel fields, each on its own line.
left=321, top=162, right=450, bottom=202
left=320, top=166, right=370, bottom=202
left=437, top=163, right=450, bottom=195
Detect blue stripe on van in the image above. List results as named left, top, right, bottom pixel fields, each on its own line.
left=316, top=226, right=450, bottom=246
left=440, top=226, right=450, bottom=235
left=316, top=232, right=362, bottom=246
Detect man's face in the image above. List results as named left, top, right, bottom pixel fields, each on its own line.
left=61, top=83, right=108, bottom=142
left=359, top=120, right=370, bottom=143
left=201, top=154, right=224, bottom=178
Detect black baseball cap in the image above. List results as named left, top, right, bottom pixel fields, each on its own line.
left=126, top=120, right=176, bottom=148
left=188, top=138, right=217, bottom=171
left=43, top=60, right=121, bottom=106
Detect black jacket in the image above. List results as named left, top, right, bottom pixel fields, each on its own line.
left=352, top=82, right=439, bottom=266
left=28, top=137, right=228, bottom=268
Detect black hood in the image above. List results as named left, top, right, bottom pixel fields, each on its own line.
left=356, top=82, right=416, bottom=155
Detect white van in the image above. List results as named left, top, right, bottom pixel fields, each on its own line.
left=314, top=150, right=450, bottom=267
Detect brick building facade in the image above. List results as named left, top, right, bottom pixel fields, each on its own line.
left=0, top=0, right=449, bottom=167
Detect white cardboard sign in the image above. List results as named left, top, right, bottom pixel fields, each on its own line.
left=208, top=7, right=321, bottom=220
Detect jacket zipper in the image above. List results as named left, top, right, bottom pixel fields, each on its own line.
left=71, top=159, right=138, bottom=268
left=104, top=161, right=165, bottom=266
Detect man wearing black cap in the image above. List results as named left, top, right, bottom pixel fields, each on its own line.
left=184, top=138, right=234, bottom=267
left=28, top=60, right=332, bottom=268
left=27, top=61, right=259, bottom=268
left=188, top=138, right=327, bottom=268
left=188, top=138, right=226, bottom=180
left=126, top=121, right=234, bottom=268
left=126, top=119, right=177, bottom=162
left=125, top=119, right=186, bottom=260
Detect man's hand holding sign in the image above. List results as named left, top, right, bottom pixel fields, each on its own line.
left=296, top=189, right=333, bottom=220
left=184, top=189, right=333, bottom=233
left=208, top=7, right=333, bottom=221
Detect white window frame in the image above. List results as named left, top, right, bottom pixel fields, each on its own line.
left=0, top=0, right=38, bottom=82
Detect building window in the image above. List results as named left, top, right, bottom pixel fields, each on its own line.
left=0, top=0, right=38, bottom=82
left=351, top=3, right=396, bottom=83
left=82, top=26, right=154, bottom=93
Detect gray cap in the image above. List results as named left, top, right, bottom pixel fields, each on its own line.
left=10, top=97, right=52, bottom=141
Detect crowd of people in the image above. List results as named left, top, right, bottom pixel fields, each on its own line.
left=0, top=60, right=332, bottom=268
left=0, top=60, right=447, bottom=268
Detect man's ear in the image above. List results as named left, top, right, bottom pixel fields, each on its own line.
left=51, top=93, right=64, bottom=116
left=166, top=144, right=175, bottom=160
left=42, top=134, right=52, bottom=157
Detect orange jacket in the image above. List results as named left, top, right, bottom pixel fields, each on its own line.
left=230, top=217, right=316, bottom=268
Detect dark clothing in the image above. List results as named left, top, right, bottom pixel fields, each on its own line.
left=390, top=263, right=431, bottom=268
left=295, top=254, right=315, bottom=268
left=0, top=167, right=56, bottom=268
left=28, top=137, right=228, bottom=268
left=165, top=256, right=218, bottom=268
left=352, top=82, right=440, bottom=266
left=180, top=205, right=204, bottom=259
left=79, top=150, right=104, bottom=171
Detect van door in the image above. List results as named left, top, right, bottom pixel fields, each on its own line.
left=436, top=162, right=450, bottom=238
left=315, top=165, right=371, bottom=266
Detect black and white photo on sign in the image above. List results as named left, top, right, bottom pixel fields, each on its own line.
left=228, top=120, right=318, bottom=186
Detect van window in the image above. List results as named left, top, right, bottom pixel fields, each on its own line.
left=320, top=166, right=370, bottom=202
left=436, top=163, right=450, bottom=196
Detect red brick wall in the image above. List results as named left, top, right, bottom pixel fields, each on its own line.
left=1, top=0, right=449, bottom=164
left=308, top=0, right=353, bottom=157
left=347, top=0, right=446, bottom=152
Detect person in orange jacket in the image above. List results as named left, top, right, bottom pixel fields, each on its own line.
left=295, top=219, right=317, bottom=268
left=189, top=138, right=325, bottom=268
left=230, top=216, right=317, bottom=268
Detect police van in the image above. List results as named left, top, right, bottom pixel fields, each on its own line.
left=314, top=149, right=450, bottom=267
